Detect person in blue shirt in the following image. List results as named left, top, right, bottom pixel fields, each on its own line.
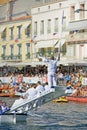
left=0, top=106, right=2, bottom=115
left=65, top=73, right=71, bottom=82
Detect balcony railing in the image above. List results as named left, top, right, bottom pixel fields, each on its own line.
left=1, top=54, right=22, bottom=61
left=66, top=32, right=87, bottom=42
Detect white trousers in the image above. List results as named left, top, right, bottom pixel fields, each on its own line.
left=48, top=73, right=57, bottom=88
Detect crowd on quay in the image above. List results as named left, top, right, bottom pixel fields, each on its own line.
left=0, top=64, right=87, bottom=97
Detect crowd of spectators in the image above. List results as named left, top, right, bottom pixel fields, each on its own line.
left=0, top=64, right=87, bottom=97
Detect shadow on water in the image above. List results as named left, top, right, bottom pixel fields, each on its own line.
left=0, top=101, right=87, bottom=130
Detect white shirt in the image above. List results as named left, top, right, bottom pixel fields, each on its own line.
left=25, top=87, right=37, bottom=99
left=36, top=85, right=45, bottom=94
left=41, top=57, right=59, bottom=75
left=44, top=85, right=50, bottom=91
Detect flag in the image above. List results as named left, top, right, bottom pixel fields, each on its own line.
left=15, top=38, right=18, bottom=43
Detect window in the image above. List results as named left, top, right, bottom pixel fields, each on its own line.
left=80, top=4, right=85, bottom=19
left=26, top=43, right=30, bottom=59
left=47, top=19, right=51, bottom=34
left=48, top=6, right=50, bottom=10
left=38, top=8, right=40, bottom=12
left=17, top=44, right=22, bottom=55
left=1, top=28, right=6, bottom=41
left=25, top=25, right=31, bottom=37
left=2, top=45, right=6, bottom=56
left=40, top=20, right=44, bottom=34
left=2, top=45, right=6, bottom=60
left=34, top=21, right=37, bottom=35
left=26, top=43, right=30, bottom=53
left=10, top=45, right=14, bottom=55
left=17, top=26, right=22, bottom=39
left=70, top=6, right=75, bottom=21
left=62, top=17, right=66, bottom=31
left=9, top=27, right=14, bottom=40
left=54, top=18, right=58, bottom=32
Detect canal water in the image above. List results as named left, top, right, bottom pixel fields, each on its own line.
left=0, top=101, right=87, bottom=130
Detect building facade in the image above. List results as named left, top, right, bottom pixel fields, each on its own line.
left=0, top=16, right=32, bottom=63
left=67, top=0, right=87, bottom=62
left=31, top=0, right=69, bottom=60
left=31, top=0, right=87, bottom=63
left=0, top=0, right=87, bottom=65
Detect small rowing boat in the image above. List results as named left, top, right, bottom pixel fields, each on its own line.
left=53, top=96, right=68, bottom=103
left=0, top=92, right=16, bottom=97
left=66, top=96, right=87, bottom=103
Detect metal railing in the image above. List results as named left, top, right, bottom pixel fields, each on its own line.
left=66, top=32, right=87, bottom=42
left=1, top=54, right=22, bottom=61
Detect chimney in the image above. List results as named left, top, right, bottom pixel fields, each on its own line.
left=6, top=0, right=14, bottom=21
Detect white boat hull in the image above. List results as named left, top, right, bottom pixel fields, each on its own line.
left=0, top=113, right=27, bottom=123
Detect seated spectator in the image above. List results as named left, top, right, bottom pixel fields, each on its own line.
left=0, top=80, right=3, bottom=87
left=66, top=80, right=73, bottom=89
left=1, top=102, right=10, bottom=113
left=71, top=86, right=87, bottom=97
left=65, top=80, right=74, bottom=94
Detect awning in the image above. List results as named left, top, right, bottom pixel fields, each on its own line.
left=0, top=62, right=8, bottom=67
left=21, top=23, right=30, bottom=30
left=55, top=39, right=65, bottom=48
left=9, top=25, right=14, bottom=28
left=0, top=26, right=6, bottom=33
left=67, top=19, right=87, bottom=31
left=35, top=40, right=57, bottom=48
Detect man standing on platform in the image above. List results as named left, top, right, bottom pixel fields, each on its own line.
left=39, top=52, right=60, bottom=88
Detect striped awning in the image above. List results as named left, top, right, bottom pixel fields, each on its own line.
left=0, top=26, right=6, bottom=33
left=35, top=40, right=57, bottom=48
left=55, top=39, right=66, bottom=48
left=21, top=23, right=30, bottom=30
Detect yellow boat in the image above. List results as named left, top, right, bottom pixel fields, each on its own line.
left=53, top=96, right=68, bottom=103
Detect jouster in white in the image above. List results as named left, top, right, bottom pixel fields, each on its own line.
left=36, top=81, right=45, bottom=95
left=23, top=84, right=37, bottom=99
left=39, top=52, right=60, bottom=88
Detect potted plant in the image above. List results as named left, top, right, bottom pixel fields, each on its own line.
left=26, top=52, right=30, bottom=59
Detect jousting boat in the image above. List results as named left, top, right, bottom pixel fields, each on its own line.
left=0, top=86, right=65, bottom=123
